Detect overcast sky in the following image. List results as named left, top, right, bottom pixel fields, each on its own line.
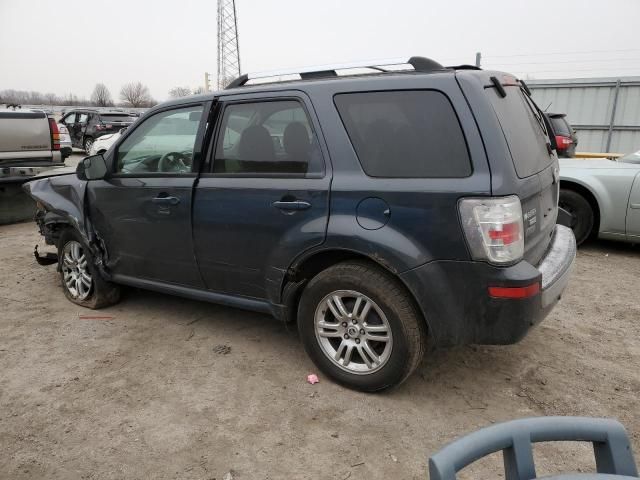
left=1, top=0, right=639, bottom=102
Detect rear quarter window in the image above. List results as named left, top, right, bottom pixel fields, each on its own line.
left=334, top=90, right=471, bottom=178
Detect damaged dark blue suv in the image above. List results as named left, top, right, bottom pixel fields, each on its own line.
left=24, top=56, right=576, bottom=391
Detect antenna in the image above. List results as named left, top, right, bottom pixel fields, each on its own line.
left=217, top=0, right=241, bottom=90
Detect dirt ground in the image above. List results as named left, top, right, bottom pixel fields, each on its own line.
left=1, top=221, right=639, bottom=480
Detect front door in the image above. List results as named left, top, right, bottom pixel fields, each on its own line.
left=193, top=93, right=331, bottom=301
left=627, top=171, right=640, bottom=240
left=88, top=103, right=208, bottom=287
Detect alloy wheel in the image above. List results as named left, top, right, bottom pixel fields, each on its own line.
left=61, top=240, right=92, bottom=300
left=314, top=290, right=393, bottom=374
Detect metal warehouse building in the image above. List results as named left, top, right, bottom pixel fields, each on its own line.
left=528, top=76, right=640, bottom=154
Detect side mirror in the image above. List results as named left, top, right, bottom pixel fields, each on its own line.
left=119, top=127, right=127, bottom=134
left=76, top=154, right=107, bottom=181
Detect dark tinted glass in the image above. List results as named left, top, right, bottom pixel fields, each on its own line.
left=334, top=90, right=471, bottom=178
left=100, top=114, right=135, bottom=123
left=214, top=100, right=323, bottom=176
left=488, top=87, right=552, bottom=178
left=550, top=116, right=571, bottom=136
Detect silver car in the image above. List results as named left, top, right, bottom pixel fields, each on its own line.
left=560, top=157, right=640, bottom=245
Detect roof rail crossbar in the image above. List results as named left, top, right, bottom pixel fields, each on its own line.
left=224, top=56, right=445, bottom=89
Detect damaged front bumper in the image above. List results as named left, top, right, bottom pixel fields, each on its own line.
left=34, top=245, right=58, bottom=265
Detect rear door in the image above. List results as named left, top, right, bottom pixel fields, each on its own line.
left=192, top=91, right=331, bottom=302
left=484, top=78, right=559, bottom=265
left=88, top=103, right=208, bottom=287
left=61, top=112, right=81, bottom=147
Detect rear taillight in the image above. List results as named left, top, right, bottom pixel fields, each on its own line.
left=555, top=135, right=573, bottom=149
left=48, top=118, right=60, bottom=151
left=459, top=195, right=524, bottom=264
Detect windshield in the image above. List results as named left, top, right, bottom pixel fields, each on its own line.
left=99, top=114, right=135, bottom=123
left=619, top=149, right=640, bottom=164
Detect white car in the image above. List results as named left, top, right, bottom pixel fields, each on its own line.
left=559, top=157, right=640, bottom=245
left=89, top=128, right=125, bottom=156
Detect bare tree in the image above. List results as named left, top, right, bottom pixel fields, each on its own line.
left=44, top=93, right=59, bottom=105
left=192, top=86, right=206, bottom=95
left=120, top=82, right=152, bottom=107
left=169, top=86, right=192, bottom=98
left=0, top=89, right=90, bottom=107
left=91, top=83, right=113, bottom=107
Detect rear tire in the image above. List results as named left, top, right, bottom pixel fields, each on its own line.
left=57, top=229, right=120, bottom=309
left=559, top=189, right=594, bottom=245
left=83, top=137, right=94, bottom=153
left=298, top=261, right=426, bottom=392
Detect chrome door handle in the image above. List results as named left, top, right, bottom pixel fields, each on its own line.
left=272, top=200, right=311, bottom=211
left=152, top=196, right=180, bottom=206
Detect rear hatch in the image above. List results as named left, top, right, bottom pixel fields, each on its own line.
left=0, top=110, right=51, bottom=162
left=485, top=76, right=559, bottom=266
left=97, top=113, right=135, bottom=133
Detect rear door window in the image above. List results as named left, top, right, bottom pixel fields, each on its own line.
left=213, top=100, right=323, bottom=176
left=334, top=90, right=471, bottom=178
left=487, top=86, right=552, bottom=178
left=100, top=114, right=135, bottom=123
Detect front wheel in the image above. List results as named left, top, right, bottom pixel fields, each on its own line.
left=57, top=229, right=120, bottom=309
left=559, top=189, right=594, bottom=246
left=298, top=261, right=426, bottom=392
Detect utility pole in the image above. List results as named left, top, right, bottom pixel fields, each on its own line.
left=204, top=72, right=212, bottom=92
left=475, top=52, right=482, bottom=68
left=217, top=0, right=241, bottom=90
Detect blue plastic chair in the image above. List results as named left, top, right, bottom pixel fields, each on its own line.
left=429, top=417, right=639, bottom=480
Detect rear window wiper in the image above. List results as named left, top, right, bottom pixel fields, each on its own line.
left=520, top=89, right=554, bottom=154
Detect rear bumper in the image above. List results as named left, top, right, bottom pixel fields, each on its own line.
left=0, top=161, right=66, bottom=184
left=400, top=225, right=576, bottom=347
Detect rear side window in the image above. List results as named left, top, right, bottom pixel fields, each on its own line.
left=100, top=114, right=135, bottom=123
left=334, top=90, right=471, bottom=178
left=488, top=87, right=552, bottom=178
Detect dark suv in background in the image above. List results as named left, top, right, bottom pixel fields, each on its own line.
left=25, top=57, right=576, bottom=391
left=546, top=112, right=578, bottom=157
left=60, top=109, right=137, bottom=153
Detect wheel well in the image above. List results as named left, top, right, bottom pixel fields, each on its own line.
left=560, top=180, right=600, bottom=234
left=283, top=250, right=429, bottom=335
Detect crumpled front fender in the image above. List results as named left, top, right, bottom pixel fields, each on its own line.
left=22, top=173, right=88, bottom=238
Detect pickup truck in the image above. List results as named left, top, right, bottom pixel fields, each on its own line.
left=0, top=108, right=64, bottom=184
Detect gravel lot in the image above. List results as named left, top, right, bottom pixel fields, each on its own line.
left=1, top=220, right=639, bottom=479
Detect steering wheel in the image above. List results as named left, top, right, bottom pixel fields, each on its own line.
left=158, top=151, right=189, bottom=173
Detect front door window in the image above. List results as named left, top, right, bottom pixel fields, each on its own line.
left=116, top=105, right=204, bottom=174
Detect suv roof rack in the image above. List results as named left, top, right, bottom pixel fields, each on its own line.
left=225, top=56, right=445, bottom=89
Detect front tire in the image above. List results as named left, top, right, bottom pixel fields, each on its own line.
left=57, top=229, right=120, bottom=309
left=559, top=189, right=594, bottom=245
left=298, top=261, right=426, bottom=392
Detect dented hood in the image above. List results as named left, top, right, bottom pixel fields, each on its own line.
left=22, top=173, right=88, bottom=236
